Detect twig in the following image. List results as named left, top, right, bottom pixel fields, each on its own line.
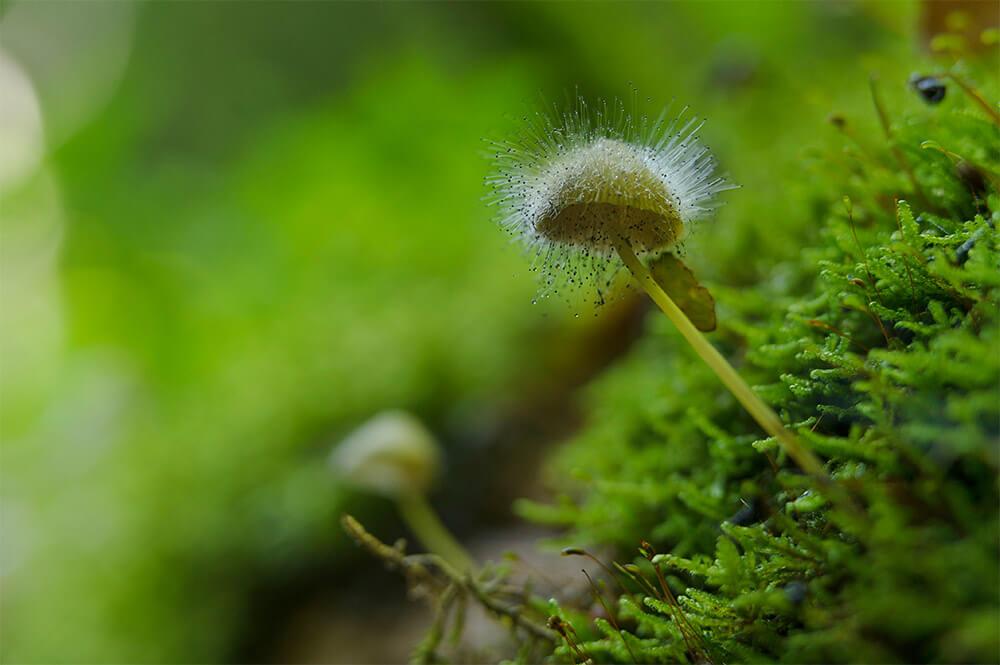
left=341, top=515, right=557, bottom=643
left=412, top=584, right=457, bottom=664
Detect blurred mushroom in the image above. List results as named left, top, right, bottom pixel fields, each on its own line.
left=330, top=410, right=475, bottom=572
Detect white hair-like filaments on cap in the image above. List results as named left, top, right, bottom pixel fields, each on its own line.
left=485, top=95, right=737, bottom=307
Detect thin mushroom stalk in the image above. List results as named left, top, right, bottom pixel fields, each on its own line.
left=397, top=491, right=475, bottom=573
left=611, top=230, right=827, bottom=479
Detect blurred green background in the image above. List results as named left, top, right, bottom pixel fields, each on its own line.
left=0, top=1, right=957, bottom=662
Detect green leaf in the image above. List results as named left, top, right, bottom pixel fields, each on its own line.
left=649, top=253, right=717, bottom=332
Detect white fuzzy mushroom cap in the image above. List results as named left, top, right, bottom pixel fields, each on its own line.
left=329, top=410, right=441, bottom=498
left=486, top=98, right=736, bottom=304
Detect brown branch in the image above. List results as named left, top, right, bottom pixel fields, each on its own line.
left=341, top=514, right=557, bottom=643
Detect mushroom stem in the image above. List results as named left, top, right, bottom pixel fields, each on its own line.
left=397, top=492, right=476, bottom=574
left=612, top=234, right=829, bottom=482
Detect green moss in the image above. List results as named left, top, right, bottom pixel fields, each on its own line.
left=516, top=68, right=999, bottom=663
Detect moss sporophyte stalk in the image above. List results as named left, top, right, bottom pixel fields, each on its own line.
left=487, top=98, right=830, bottom=484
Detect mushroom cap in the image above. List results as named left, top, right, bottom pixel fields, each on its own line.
left=329, top=410, right=441, bottom=497
left=486, top=100, right=736, bottom=303
left=532, top=138, right=684, bottom=253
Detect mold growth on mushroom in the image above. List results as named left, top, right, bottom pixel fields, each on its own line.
left=486, top=97, right=736, bottom=304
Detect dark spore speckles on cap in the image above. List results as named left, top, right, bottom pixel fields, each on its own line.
left=909, top=74, right=946, bottom=105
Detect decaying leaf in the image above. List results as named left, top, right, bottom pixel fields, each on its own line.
left=649, top=253, right=717, bottom=332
